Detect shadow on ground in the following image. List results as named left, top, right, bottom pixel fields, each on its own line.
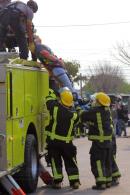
left=29, top=185, right=109, bottom=195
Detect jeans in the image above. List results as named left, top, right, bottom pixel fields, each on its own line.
left=52, top=67, right=75, bottom=92
left=0, top=8, right=28, bottom=59
left=116, top=119, right=127, bottom=136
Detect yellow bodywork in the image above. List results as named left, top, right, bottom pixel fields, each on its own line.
left=5, top=60, right=49, bottom=169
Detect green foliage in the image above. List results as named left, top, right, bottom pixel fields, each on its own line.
left=64, top=60, right=80, bottom=78
left=82, top=62, right=127, bottom=94
left=83, top=75, right=130, bottom=93
left=120, top=81, right=130, bottom=93
left=83, top=82, right=95, bottom=94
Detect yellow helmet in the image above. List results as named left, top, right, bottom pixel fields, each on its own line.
left=96, top=92, right=111, bottom=106
left=59, top=87, right=73, bottom=107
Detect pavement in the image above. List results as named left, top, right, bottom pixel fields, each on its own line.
left=30, top=127, right=130, bottom=195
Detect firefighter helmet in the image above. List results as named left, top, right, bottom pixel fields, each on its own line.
left=27, top=0, right=38, bottom=13
left=59, top=87, right=73, bottom=107
left=96, top=92, right=111, bottom=106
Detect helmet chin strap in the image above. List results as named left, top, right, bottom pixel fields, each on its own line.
left=92, top=101, right=101, bottom=107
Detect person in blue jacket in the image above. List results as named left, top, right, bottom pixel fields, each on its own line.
left=33, top=35, right=79, bottom=99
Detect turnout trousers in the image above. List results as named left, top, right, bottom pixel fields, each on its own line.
left=111, top=155, right=121, bottom=180
left=90, top=142, right=112, bottom=185
left=111, top=136, right=121, bottom=180
left=47, top=140, right=80, bottom=185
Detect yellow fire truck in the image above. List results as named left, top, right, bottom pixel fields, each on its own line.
left=0, top=52, right=49, bottom=193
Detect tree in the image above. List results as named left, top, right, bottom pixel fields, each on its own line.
left=113, top=42, right=130, bottom=65
left=120, top=81, right=130, bottom=93
left=64, top=60, right=88, bottom=85
left=83, top=61, right=125, bottom=93
left=64, top=60, right=80, bottom=78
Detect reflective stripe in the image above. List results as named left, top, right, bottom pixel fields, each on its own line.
left=72, top=157, right=78, bottom=167
left=112, top=155, right=121, bottom=177
left=96, top=177, right=106, bottom=182
left=51, top=107, right=58, bottom=140
left=96, top=160, right=106, bottom=182
left=68, top=175, right=79, bottom=180
left=45, top=131, right=74, bottom=142
left=66, top=113, right=77, bottom=143
left=51, top=158, right=63, bottom=179
left=45, top=108, right=77, bottom=143
left=88, top=112, right=112, bottom=141
left=108, top=107, right=114, bottom=131
left=112, top=171, right=121, bottom=177
left=97, top=112, right=104, bottom=142
left=46, top=96, right=56, bottom=101
left=106, top=176, right=112, bottom=182
left=88, top=135, right=112, bottom=141
left=76, top=127, right=80, bottom=136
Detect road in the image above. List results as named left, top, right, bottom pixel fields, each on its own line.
left=30, top=127, right=130, bottom=195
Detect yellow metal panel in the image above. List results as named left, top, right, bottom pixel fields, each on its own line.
left=5, top=65, right=49, bottom=168
left=6, top=120, right=13, bottom=169
left=37, top=70, right=49, bottom=112
left=12, top=118, right=24, bottom=167
left=24, top=70, right=38, bottom=116
left=12, top=69, right=24, bottom=118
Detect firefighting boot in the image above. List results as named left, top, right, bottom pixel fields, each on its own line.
left=92, top=183, right=106, bottom=190
left=52, top=182, right=62, bottom=189
left=71, top=182, right=80, bottom=189
left=111, top=178, right=120, bottom=186
left=106, top=182, right=112, bottom=188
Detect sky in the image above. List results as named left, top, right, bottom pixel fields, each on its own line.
left=14, top=0, right=130, bottom=81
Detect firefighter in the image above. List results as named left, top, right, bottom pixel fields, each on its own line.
left=79, top=92, right=113, bottom=190
left=45, top=87, right=80, bottom=189
left=0, top=0, right=38, bottom=59
left=33, top=36, right=79, bottom=97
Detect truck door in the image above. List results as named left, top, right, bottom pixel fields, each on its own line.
left=11, top=68, right=25, bottom=167
left=24, top=69, right=38, bottom=116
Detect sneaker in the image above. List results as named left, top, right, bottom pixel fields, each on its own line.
left=92, top=184, right=106, bottom=190
left=71, top=182, right=80, bottom=189
left=52, top=182, right=62, bottom=189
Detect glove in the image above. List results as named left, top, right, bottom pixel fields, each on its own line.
left=29, top=42, right=35, bottom=53
left=48, top=89, right=57, bottom=99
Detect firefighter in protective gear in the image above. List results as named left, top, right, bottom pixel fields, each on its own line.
left=45, top=87, right=80, bottom=189
left=0, top=0, right=38, bottom=59
left=79, top=92, right=115, bottom=190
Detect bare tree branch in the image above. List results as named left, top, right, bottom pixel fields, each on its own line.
left=84, top=61, right=124, bottom=93
left=113, top=42, right=130, bottom=65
